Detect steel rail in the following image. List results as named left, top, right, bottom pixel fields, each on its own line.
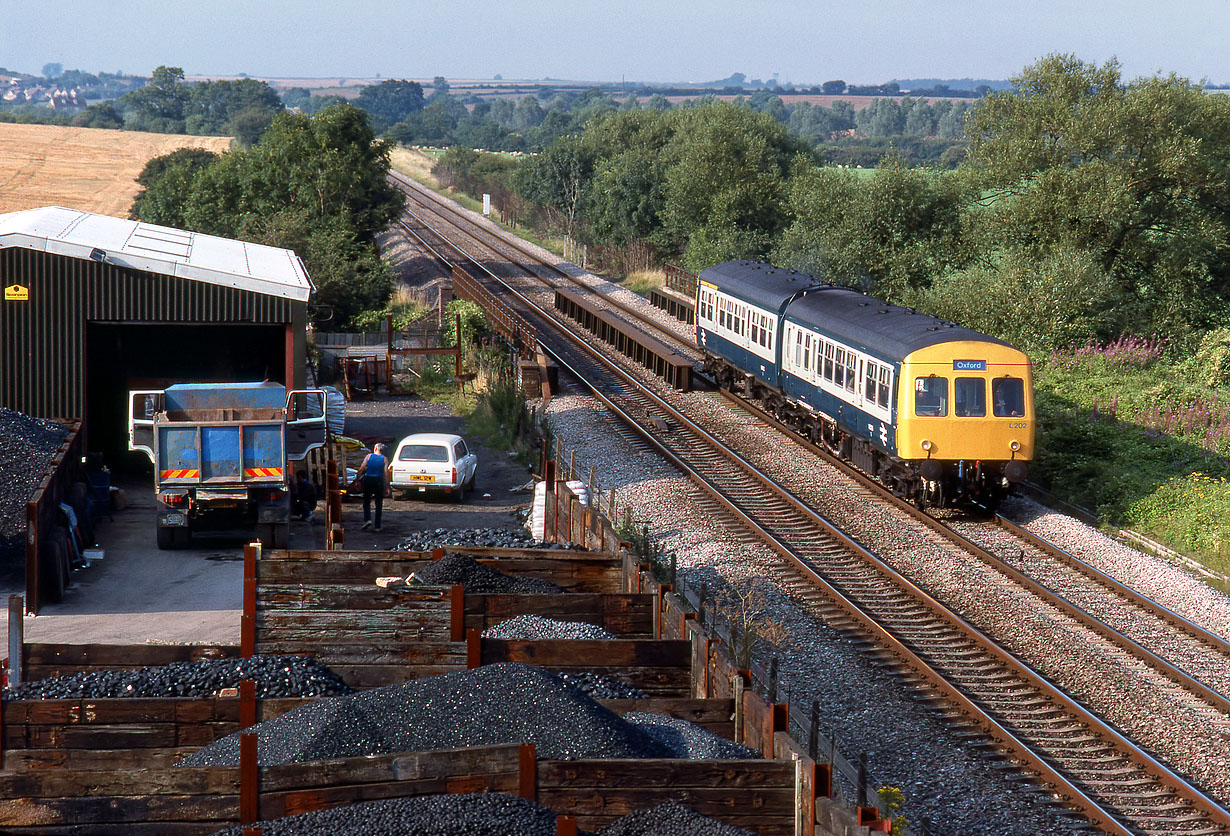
left=388, top=179, right=1230, bottom=834
left=715, top=388, right=1230, bottom=716
left=389, top=171, right=701, bottom=357
left=399, top=208, right=1227, bottom=835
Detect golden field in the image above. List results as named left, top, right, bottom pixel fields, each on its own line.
left=0, top=123, right=232, bottom=218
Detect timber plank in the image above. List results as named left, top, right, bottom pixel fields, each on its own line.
left=482, top=639, right=690, bottom=667
left=0, top=793, right=238, bottom=826
left=258, top=744, right=523, bottom=790
left=537, top=759, right=788, bottom=789
left=537, top=785, right=795, bottom=816
left=0, top=767, right=239, bottom=798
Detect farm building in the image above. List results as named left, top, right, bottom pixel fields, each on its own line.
left=0, top=206, right=313, bottom=466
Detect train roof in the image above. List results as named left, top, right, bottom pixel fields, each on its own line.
left=787, top=284, right=1013, bottom=359
left=699, top=260, right=821, bottom=311
left=700, top=260, right=1013, bottom=360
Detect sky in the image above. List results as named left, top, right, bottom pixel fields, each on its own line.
left=3, top=0, right=1229, bottom=86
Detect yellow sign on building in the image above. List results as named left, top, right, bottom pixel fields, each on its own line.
left=3, top=284, right=29, bottom=301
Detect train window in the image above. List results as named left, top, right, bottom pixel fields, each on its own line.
left=915, top=377, right=948, bottom=417
left=844, top=354, right=857, bottom=393
left=824, top=343, right=834, bottom=381
left=793, top=329, right=803, bottom=368
left=993, top=377, right=1026, bottom=417
left=865, top=362, right=877, bottom=402
left=834, top=349, right=845, bottom=387
left=803, top=334, right=812, bottom=371
left=955, top=378, right=986, bottom=417
left=878, top=367, right=892, bottom=409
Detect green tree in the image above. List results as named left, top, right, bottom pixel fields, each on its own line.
left=774, top=155, right=970, bottom=299
left=128, top=147, right=220, bottom=227
left=42, top=62, right=63, bottom=79
left=121, top=65, right=189, bottom=130
left=71, top=102, right=123, bottom=129
left=356, top=78, right=425, bottom=124
left=515, top=134, right=596, bottom=245
left=963, top=53, right=1230, bottom=338
left=660, top=102, right=809, bottom=270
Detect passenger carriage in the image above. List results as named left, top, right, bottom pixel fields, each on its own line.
left=696, top=260, right=1034, bottom=510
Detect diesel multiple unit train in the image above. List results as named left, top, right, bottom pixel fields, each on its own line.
left=694, top=260, right=1034, bottom=509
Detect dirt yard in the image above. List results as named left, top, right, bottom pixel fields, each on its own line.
left=0, top=123, right=232, bottom=217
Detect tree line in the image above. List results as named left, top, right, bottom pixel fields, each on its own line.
left=443, top=55, right=1230, bottom=353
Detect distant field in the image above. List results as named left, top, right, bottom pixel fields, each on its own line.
left=0, top=124, right=232, bottom=217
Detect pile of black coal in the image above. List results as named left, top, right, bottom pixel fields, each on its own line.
left=596, top=800, right=761, bottom=836
left=178, top=663, right=677, bottom=767
left=206, top=793, right=763, bottom=836
left=622, top=712, right=761, bottom=760
left=558, top=671, right=649, bottom=701
left=6, top=655, right=352, bottom=700
left=395, top=527, right=551, bottom=552
left=207, top=793, right=559, bottom=836
left=483, top=615, right=617, bottom=641
left=410, top=552, right=563, bottom=594
left=0, top=409, right=71, bottom=571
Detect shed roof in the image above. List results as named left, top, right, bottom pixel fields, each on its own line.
left=0, top=206, right=313, bottom=302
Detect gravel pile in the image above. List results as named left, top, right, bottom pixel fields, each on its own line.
left=558, top=671, right=649, bottom=700
left=6, top=655, right=352, bottom=700
left=207, top=792, right=559, bottom=836
left=206, top=792, right=760, bottom=836
left=410, top=552, right=564, bottom=594
left=178, top=663, right=674, bottom=766
left=623, top=712, right=761, bottom=760
left=395, top=526, right=567, bottom=552
left=596, top=801, right=760, bottom=836
left=0, top=408, right=71, bottom=571
left=483, top=615, right=617, bottom=640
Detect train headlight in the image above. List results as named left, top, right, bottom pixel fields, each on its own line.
left=921, top=440, right=933, bottom=452
left=1010, top=440, right=1021, bottom=452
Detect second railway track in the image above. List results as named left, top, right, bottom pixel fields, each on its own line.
left=387, top=171, right=1230, bottom=835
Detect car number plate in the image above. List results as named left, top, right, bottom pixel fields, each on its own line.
left=164, top=513, right=185, bottom=525
left=408, top=474, right=434, bottom=482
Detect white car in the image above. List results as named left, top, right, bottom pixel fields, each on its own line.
left=388, top=432, right=478, bottom=501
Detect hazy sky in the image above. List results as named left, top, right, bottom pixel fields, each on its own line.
left=3, top=0, right=1228, bottom=85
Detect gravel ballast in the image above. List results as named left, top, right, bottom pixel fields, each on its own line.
left=5, top=655, right=352, bottom=700
left=483, top=615, right=617, bottom=640
left=178, top=663, right=675, bottom=766
left=557, top=671, right=649, bottom=700
left=596, top=800, right=761, bottom=836
left=396, top=526, right=572, bottom=552
left=410, top=552, right=563, bottom=594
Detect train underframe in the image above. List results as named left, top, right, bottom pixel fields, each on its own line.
left=705, top=356, right=1014, bottom=511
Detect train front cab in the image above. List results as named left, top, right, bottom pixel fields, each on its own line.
left=895, top=341, right=1034, bottom=506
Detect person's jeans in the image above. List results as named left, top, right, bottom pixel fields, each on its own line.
left=362, top=478, right=384, bottom=527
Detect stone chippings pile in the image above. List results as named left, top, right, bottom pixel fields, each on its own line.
left=395, top=526, right=577, bottom=552
left=0, top=408, right=71, bottom=570
left=6, top=655, right=353, bottom=700
left=410, top=552, right=564, bottom=594
left=621, top=712, right=760, bottom=760
left=178, top=663, right=752, bottom=767
left=556, top=671, right=649, bottom=700
left=206, top=793, right=759, bottom=836
left=483, top=615, right=617, bottom=641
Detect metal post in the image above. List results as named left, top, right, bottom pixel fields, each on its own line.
left=670, top=552, right=677, bottom=589
left=769, top=656, right=779, bottom=703
left=569, top=450, right=576, bottom=481
left=808, top=699, right=819, bottom=761
left=7, top=595, right=22, bottom=688
left=858, top=752, right=868, bottom=807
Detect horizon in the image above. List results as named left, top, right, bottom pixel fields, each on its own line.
left=3, top=0, right=1229, bottom=88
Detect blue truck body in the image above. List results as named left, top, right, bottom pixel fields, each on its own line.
left=129, top=382, right=327, bottom=550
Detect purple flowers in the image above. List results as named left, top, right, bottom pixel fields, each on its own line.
left=1049, top=334, right=1168, bottom=371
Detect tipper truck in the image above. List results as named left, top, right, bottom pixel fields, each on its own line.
left=128, top=382, right=328, bottom=549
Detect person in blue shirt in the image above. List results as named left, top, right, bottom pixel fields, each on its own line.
left=359, top=443, right=388, bottom=532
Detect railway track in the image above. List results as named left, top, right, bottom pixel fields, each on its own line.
left=385, top=174, right=1230, bottom=834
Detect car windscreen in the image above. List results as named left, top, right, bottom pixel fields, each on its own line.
left=398, top=444, right=450, bottom=462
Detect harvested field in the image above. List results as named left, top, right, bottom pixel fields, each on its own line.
left=0, top=123, right=232, bottom=216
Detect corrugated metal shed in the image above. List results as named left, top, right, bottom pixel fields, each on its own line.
left=0, top=206, right=314, bottom=301
left=0, top=207, right=311, bottom=462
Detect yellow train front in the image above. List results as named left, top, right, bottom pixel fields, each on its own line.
left=695, top=261, right=1034, bottom=510
left=895, top=341, right=1034, bottom=509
